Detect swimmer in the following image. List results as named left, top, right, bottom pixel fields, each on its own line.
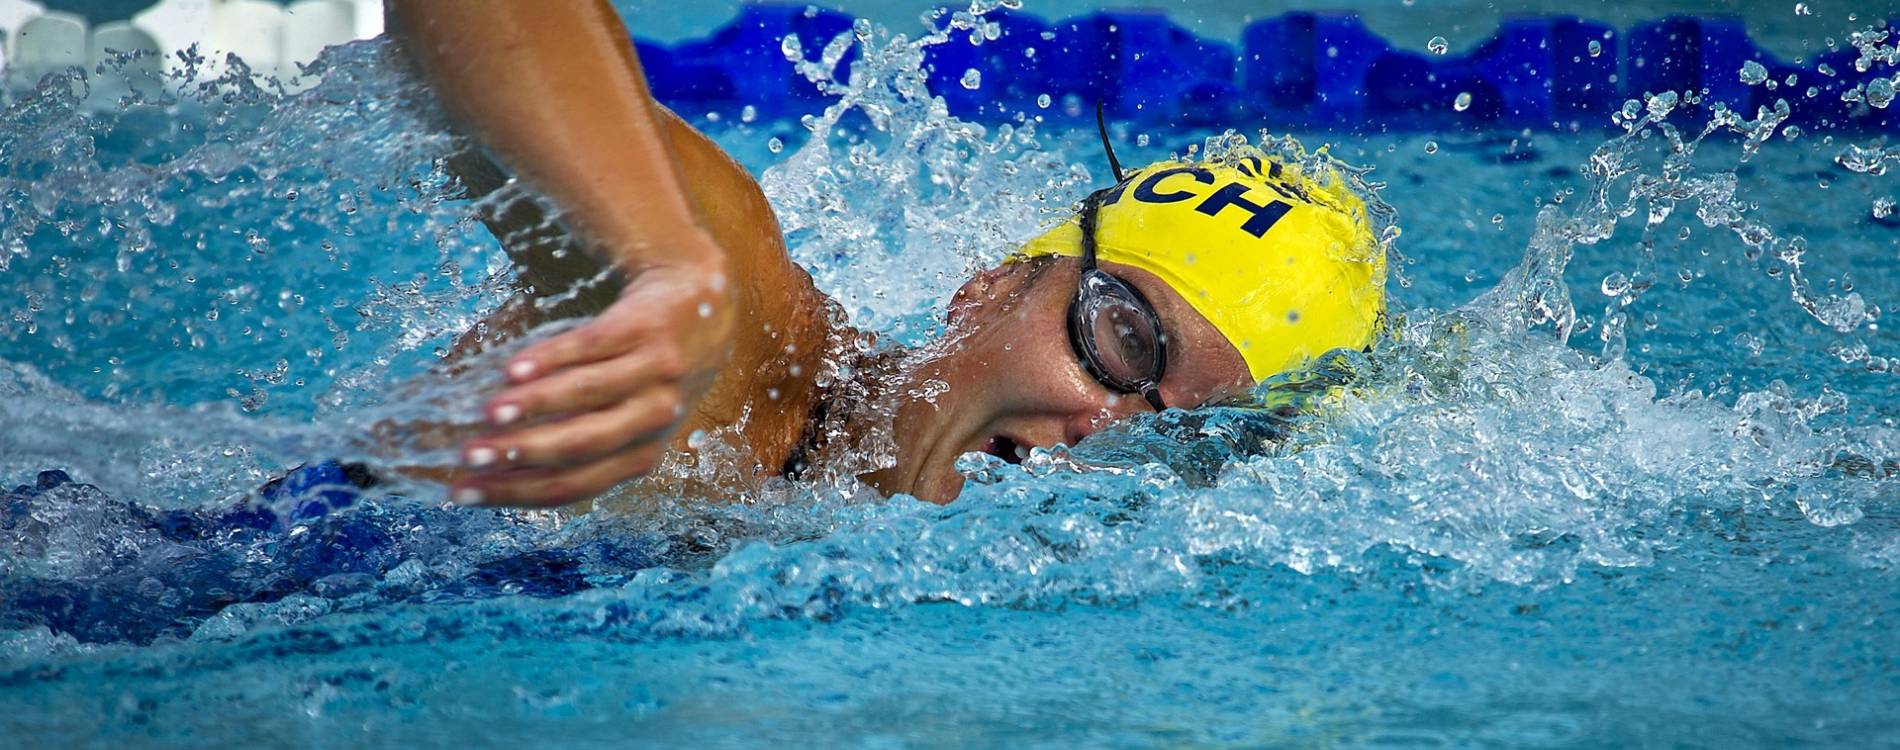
left=384, top=1, right=1384, bottom=507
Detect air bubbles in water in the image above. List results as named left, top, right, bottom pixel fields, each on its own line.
left=960, top=68, right=982, bottom=89
left=1874, top=197, right=1895, bottom=218
left=1795, top=2, right=1811, bottom=15
left=1588, top=40, right=1602, bottom=58
left=1036, top=93, right=1051, bottom=109
left=1453, top=92, right=1473, bottom=112
left=1424, top=140, right=1439, bottom=154
left=1427, top=36, right=1449, bottom=55
left=767, top=137, right=784, bottom=154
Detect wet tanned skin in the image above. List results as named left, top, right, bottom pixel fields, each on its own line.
left=864, top=258, right=1254, bottom=504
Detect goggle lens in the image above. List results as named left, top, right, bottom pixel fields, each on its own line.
left=1069, top=270, right=1168, bottom=409
left=1077, top=273, right=1163, bottom=385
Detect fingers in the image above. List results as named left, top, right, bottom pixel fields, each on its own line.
left=450, top=442, right=668, bottom=508
left=503, top=267, right=723, bottom=385
left=485, top=347, right=683, bottom=427
left=505, top=294, right=652, bottom=383
left=464, top=385, right=684, bottom=472
left=448, top=262, right=733, bottom=509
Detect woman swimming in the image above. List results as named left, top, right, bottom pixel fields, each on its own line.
left=385, top=0, right=1386, bottom=507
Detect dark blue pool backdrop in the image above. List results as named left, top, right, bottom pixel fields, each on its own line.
left=634, top=5, right=1900, bottom=132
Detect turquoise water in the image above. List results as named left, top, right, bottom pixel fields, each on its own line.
left=3, top=5, right=1900, bottom=747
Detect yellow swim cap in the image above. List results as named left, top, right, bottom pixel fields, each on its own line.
left=1018, top=149, right=1386, bottom=383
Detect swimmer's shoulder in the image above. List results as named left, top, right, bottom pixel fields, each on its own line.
left=651, top=107, right=840, bottom=479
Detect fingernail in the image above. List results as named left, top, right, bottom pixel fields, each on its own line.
left=507, top=361, right=537, bottom=380
left=465, top=446, right=497, bottom=468
left=492, top=403, right=521, bottom=426
left=450, top=488, right=484, bottom=506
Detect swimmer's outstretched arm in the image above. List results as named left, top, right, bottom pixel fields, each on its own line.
left=387, top=1, right=831, bottom=506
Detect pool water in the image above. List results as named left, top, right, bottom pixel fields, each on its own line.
left=3, top=3, right=1899, bottom=747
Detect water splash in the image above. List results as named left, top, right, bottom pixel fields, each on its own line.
left=759, top=3, right=1092, bottom=340
left=0, top=41, right=509, bottom=500
left=1473, top=85, right=1879, bottom=373
left=0, top=4, right=1894, bottom=669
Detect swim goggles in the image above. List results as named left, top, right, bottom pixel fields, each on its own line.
left=1066, top=107, right=1169, bottom=412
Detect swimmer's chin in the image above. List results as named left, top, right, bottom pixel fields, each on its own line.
left=917, top=470, right=967, bottom=505
left=874, top=457, right=964, bottom=505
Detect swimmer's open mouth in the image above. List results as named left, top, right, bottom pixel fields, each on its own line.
left=982, top=434, right=1029, bottom=465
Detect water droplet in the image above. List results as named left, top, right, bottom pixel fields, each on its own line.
left=1453, top=91, right=1473, bottom=112
left=960, top=68, right=982, bottom=90
left=698, top=302, right=713, bottom=318
left=1423, top=140, right=1439, bottom=154
left=1865, top=77, right=1895, bottom=109
left=1601, top=272, right=1632, bottom=297
left=740, top=105, right=757, bottom=123
left=1645, top=91, right=1679, bottom=119
left=767, top=137, right=784, bottom=154
left=1036, top=93, right=1051, bottom=109
left=1427, top=36, right=1449, bottom=55
left=1739, top=60, right=1768, bottom=86
left=1588, top=40, right=1602, bottom=58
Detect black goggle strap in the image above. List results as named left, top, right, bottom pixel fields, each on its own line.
left=1095, top=102, right=1125, bottom=183
left=1139, top=384, right=1167, bottom=412
left=1077, top=189, right=1103, bottom=270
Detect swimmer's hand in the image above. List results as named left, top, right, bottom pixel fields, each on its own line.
left=450, top=242, right=733, bottom=507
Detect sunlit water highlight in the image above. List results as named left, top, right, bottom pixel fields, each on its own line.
left=2, top=5, right=1898, bottom=747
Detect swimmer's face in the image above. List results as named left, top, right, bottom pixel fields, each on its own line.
left=867, top=257, right=1254, bottom=503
